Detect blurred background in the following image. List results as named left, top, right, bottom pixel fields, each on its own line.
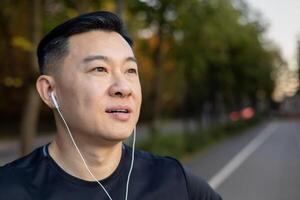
left=1, top=0, right=300, bottom=199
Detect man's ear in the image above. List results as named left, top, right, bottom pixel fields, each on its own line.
left=36, top=75, right=56, bottom=109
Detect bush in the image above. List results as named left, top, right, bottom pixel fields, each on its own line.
left=138, top=116, right=262, bottom=159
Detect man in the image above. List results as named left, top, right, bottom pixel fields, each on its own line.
left=0, top=11, right=222, bottom=200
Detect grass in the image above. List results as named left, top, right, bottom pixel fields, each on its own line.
left=137, top=116, right=262, bottom=159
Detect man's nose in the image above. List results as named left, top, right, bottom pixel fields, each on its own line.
left=108, top=76, right=132, bottom=98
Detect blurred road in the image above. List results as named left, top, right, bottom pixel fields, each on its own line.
left=185, top=119, right=300, bottom=200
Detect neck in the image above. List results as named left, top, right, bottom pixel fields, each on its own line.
left=49, top=131, right=123, bottom=181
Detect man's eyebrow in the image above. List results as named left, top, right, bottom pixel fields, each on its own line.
left=83, top=55, right=108, bottom=63
left=82, top=54, right=137, bottom=63
left=126, top=56, right=137, bottom=63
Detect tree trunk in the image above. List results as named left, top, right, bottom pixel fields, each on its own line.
left=150, top=27, right=164, bottom=134
left=20, top=0, right=42, bottom=155
left=20, top=86, right=41, bottom=155
left=115, top=0, right=124, bottom=19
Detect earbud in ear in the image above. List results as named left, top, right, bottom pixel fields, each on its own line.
left=50, top=91, right=60, bottom=109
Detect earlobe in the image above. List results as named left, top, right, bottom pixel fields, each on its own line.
left=36, top=75, right=56, bottom=109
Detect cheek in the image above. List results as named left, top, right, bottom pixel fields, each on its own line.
left=80, top=79, right=109, bottom=108
left=58, top=76, right=90, bottom=110
left=134, top=82, right=142, bottom=102
left=132, top=85, right=142, bottom=113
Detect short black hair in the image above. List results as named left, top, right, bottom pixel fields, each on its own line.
left=37, top=11, right=132, bottom=75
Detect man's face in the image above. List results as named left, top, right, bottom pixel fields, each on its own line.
left=54, top=31, right=142, bottom=143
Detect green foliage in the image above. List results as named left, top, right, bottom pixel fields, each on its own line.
left=138, top=133, right=186, bottom=158
left=127, top=0, right=278, bottom=121
left=138, top=116, right=262, bottom=158
left=12, top=36, right=34, bottom=52
left=0, top=0, right=283, bottom=123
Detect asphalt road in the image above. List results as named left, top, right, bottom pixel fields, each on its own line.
left=185, top=119, right=300, bottom=200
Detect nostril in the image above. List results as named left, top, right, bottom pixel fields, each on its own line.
left=114, top=91, right=123, bottom=97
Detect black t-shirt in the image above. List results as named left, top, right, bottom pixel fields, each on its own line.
left=0, top=144, right=222, bottom=200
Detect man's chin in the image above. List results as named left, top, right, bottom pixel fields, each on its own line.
left=109, top=133, right=133, bottom=142
left=99, top=131, right=133, bottom=144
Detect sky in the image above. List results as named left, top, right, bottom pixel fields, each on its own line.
left=245, top=0, right=300, bottom=70
left=244, top=0, right=300, bottom=101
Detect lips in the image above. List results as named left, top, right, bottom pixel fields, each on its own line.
left=105, top=106, right=132, bottom=121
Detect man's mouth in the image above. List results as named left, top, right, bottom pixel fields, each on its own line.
left=105, top=106, right=132, bottom=121
left=106, top=109, right=129, bottom=113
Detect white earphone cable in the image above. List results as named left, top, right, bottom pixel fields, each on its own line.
left=125, top=127, right=135, bottom=200
left=55, top=106, right=135, bottom=200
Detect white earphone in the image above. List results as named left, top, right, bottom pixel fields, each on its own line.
left=48, top=90, right=135, bottom=200
left=50, top=91, right=59, bottom=109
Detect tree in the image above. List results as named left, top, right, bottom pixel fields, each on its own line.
left=127, top=0, right=277, bottom=127
left=128, top=0, right=190, bottom=132
left=20, top=0, right=42, bottom=155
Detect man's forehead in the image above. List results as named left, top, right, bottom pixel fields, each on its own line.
left=66, top=30, right=135, bottom=61
left=68, top=30, right=126, bottom=46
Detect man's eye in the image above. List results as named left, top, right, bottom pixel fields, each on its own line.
left=93, top=67, right=107, bottom=72
left=127, top=68, right=137, bottom=74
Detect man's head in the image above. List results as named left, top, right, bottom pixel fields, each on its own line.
left=36, top=11, right=142, bottom=145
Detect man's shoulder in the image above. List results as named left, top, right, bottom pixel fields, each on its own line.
left=0, top=146, right=48, bottom=199
left=0, top=164, right=24, bottom=191
left=133, top=146, right=180, bottom=163
left=0, top=163, right=13, bottom=181
left=0, top=146, right=46, bottom=187
left=1, top=146, right=44, bottom=169
left=133, top=148, right=222, bottom=200
left=134, top=148, right=184, bottom=172
left=184, top=170, right=223, bottom=200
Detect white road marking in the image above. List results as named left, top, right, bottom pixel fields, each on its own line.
left=208, top=122, right=278, bottom=190
left=294, top=130, right=300, bottom=152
